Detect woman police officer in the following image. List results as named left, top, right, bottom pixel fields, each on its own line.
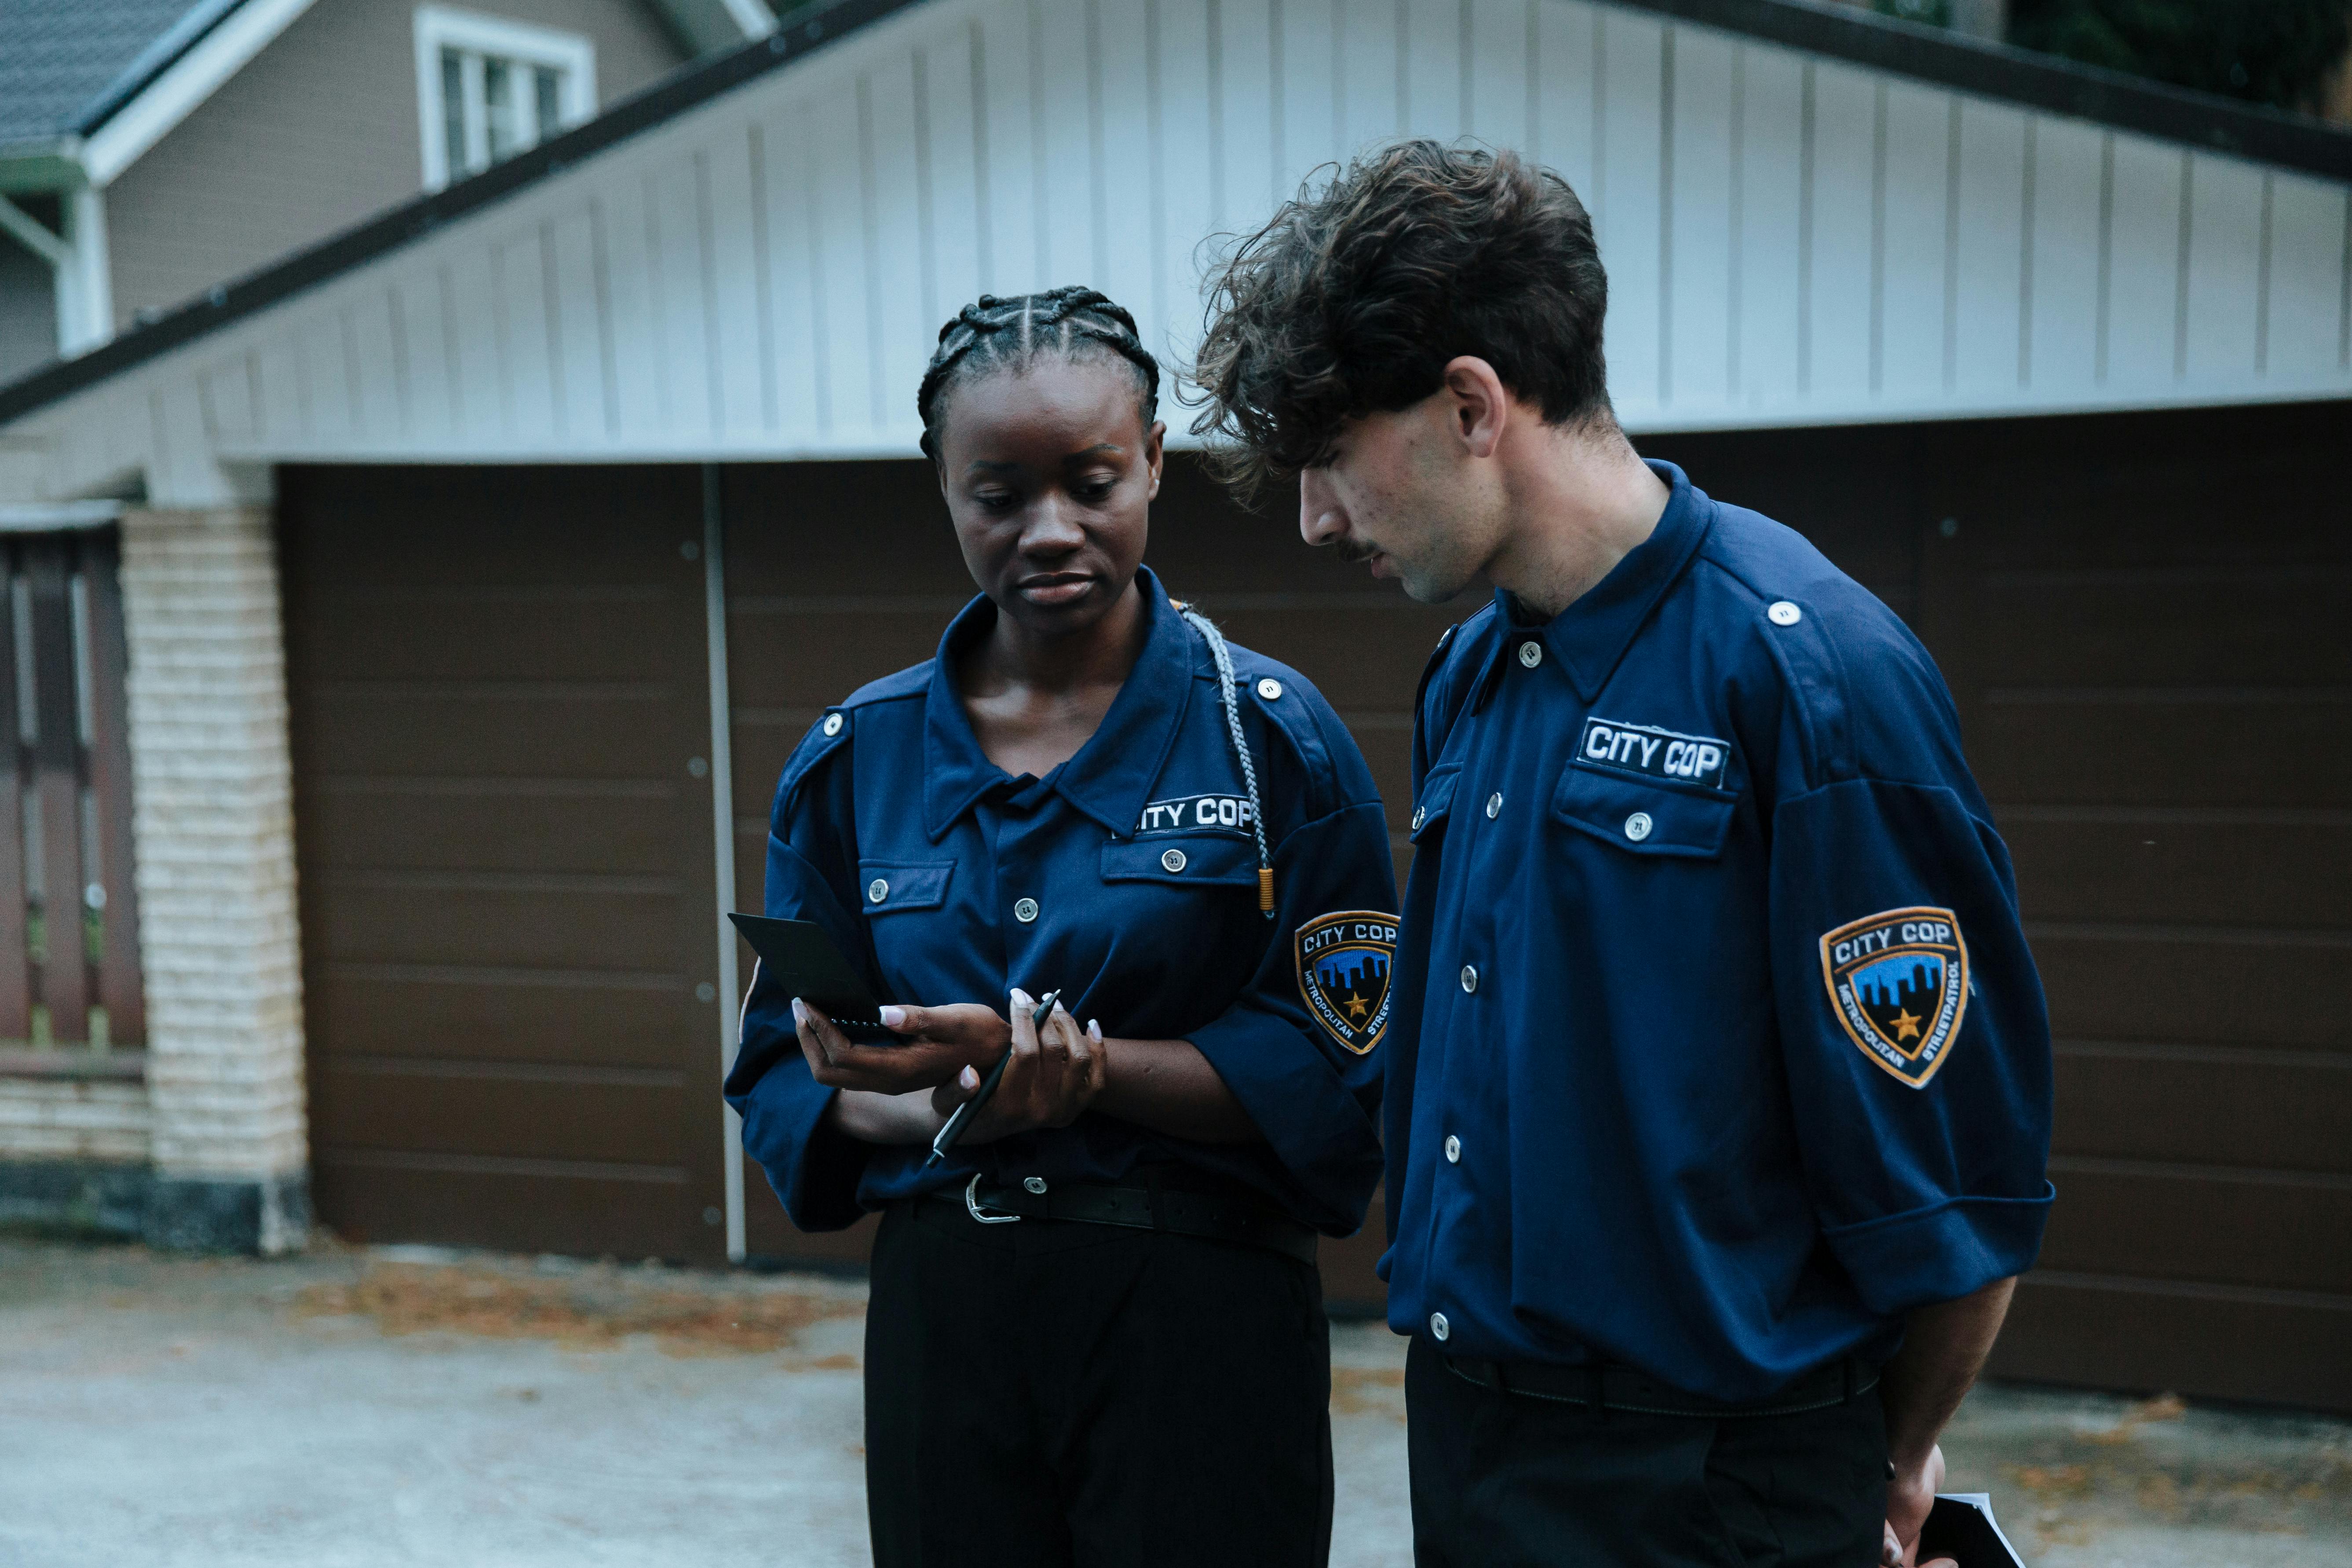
left=723, top=287, right=1399, bottom=1567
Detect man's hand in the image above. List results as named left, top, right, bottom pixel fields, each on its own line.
left=928, top=991, right=1107, bottom=1143
left=793, top=997, right=1008, bottom=1095
left=1878, top=1276, right=2015, bottom=1568
left=1881, top=1445, right=1956, bottom=1568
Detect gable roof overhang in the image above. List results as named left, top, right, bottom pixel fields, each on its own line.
left=1, top=0, right=329, bottom=186
left=1, top=0, right=2346, bottom=502
left=0, top=0, right=778, bottom=187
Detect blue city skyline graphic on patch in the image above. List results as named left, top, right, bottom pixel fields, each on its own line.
left=1852, top=953, right=1946, bottom=1049
left=1314, top=947, right=1390, bottom=1008
left=1853, top=953, right=1943, bottom=1009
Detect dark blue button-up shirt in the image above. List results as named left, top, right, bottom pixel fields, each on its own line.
left=727, top=567, right=1397, bottom=1235
left=1383, top=464, right=2054, bottom=1401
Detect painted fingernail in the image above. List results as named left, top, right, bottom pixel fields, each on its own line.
left=879, top=1005, right=906, bottom=1030
left=1009, top=987, right=1033, bottom=1011
left=963, top=1066, right=979, bottom=1089
left=1088, top=1020, right=1103, bottom=1041
left=791, top=997, right=806, bottom=1022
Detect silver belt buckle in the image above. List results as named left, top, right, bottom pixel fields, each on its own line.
left=964, top=1172, right=1022, bottom=1224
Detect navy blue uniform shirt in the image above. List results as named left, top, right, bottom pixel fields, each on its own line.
left=727, top=567, right=1397, bottom=1235
left=1384, top=464, right=2054, bottom=1402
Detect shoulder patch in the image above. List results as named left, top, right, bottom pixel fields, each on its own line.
left=1819, top=906, right=1969, bottom=1088
left=1295, top=910, right=1399, bottom=1056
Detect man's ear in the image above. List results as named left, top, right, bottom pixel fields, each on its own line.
left=1442, top=358, right=1510, bottom=460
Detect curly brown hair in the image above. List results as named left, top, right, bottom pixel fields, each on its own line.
left=1188, top=141, right=1611, bottom=497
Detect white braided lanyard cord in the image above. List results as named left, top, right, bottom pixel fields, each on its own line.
left=1175, top=604, right=1276, bottom=916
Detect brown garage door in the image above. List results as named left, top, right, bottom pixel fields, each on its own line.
left=284, top=464, right=732, bottom=1263
left=718, top=457, right=1456, bottom=1302
left=282, top=404, right=2350, bottom=1410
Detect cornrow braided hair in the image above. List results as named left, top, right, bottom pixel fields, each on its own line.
left=917, top=286, right=1161, bottom=460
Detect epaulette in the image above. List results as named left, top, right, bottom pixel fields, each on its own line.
left=1752, top=594, right=1856, bottom=788
left=774, top=664, right=929, bottom=814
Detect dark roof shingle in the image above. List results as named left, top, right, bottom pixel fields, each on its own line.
left=0, top=0, right=235, bottom=148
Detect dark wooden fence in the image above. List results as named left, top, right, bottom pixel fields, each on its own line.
left=0, top=527, right=142, bottom=1051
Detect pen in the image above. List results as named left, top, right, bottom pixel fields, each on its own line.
left=924, top=989, right=1060, bottom=1169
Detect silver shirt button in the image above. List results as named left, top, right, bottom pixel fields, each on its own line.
left=1161, top=848, right=1188, bottom=873
left=1517, top=640, right=1543, bottom=668
left=1430, top=1312, right=1451, bottom=1341
left=1256, top=677, right=1284, bottom=700
left=1460, top=964, right=1479, bottom=994
left=1767, top=600, right=1803, bottom=626
left=866, top=877, right=889, bottom=904
left=821, top=713, right=844, bottom=736
left=1444, top=1134, right=1461, bottom=1164
left=1023, top=1176, right=1048, bottom=1194
left=1625, top=812, right=1654, bottom=842
left=1485, top=792, right=1502, bottom=819
left=1013, top=897, right=1040, bottom=923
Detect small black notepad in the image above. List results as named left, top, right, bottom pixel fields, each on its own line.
left=1917, top=1494, right=2028, bottom=1568
left=727, top=914, right=895, bottom=1043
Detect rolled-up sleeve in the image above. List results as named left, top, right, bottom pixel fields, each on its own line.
left=1184, top=798, right=1397, bottom=1235
left=1769, top=774, right=2055, bottom=1316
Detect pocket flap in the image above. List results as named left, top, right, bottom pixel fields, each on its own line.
left=857, top=860, right=954, bottom=913
left=1101, top=833, right=1259, bottom=886
left=1552, top=766, right=1735, bottom=858
left=1409, top=767, right=1461, bottom=842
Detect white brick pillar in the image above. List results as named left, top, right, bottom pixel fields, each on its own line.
left=120, top=506, right=308, bottom=1253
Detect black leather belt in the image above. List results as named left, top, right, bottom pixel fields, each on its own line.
left=1443, top=1352, right=1879, bottom=1419
left=922, top=1171, right=1319, bottom=1266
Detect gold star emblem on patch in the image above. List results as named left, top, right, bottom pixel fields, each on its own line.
left=1892, top=1009, right=1924, bottom=1042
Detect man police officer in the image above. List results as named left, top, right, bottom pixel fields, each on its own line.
left=1191, top=142, right=2054, bottom=1568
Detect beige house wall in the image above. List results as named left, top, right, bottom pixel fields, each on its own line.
left=104, top=0, right=692, bottom=330
left=0, top=1078, right=152, bottom=1165
left=0, top=224, right=58, bottom=386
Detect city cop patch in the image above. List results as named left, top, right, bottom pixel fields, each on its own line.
left=1295, top=910, right=1398, bottom=1056
left=1819, top=906, right=1969, bottom=1088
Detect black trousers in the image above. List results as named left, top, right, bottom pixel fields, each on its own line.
left=864, top=1197, right=1334, bottom=1568
left=1406, top=1336, right=1887, bottom=1568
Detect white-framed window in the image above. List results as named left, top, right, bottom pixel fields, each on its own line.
left=413, top=6, right=597, bottom=191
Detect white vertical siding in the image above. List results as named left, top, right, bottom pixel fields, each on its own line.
left=11, top=0, right=2349, bottom=502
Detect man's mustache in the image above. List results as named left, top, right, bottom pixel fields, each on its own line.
left=1335, top=538, right=1381, bottom=565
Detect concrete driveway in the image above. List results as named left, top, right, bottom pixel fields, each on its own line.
left=0, top=1238, right=2345, bottom=1566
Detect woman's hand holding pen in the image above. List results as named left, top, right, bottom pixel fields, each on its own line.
left=793, top=997, right=1009, bottom=1094
left=930, top=989, right=1106, bottom=1144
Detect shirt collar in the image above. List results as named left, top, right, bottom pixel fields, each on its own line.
left=1504, top=460, right=1714, bottom=703
left=921, top=564, right=1196, bottom=841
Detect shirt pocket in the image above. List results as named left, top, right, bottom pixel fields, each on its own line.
left=857, top=860, right=955, bottom=914
left=1100, top=834, right=1259, bottom=888
left=1552, top=765, right=1736, bottom=859
left=1409, top=765, right=1461, bottom=844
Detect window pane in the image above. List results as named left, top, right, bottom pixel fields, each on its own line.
left=535, top=67, right=562, bottom=139
left=485, top=56, right=519, bottom=161
left=440, top=48, right=467, bottom=176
